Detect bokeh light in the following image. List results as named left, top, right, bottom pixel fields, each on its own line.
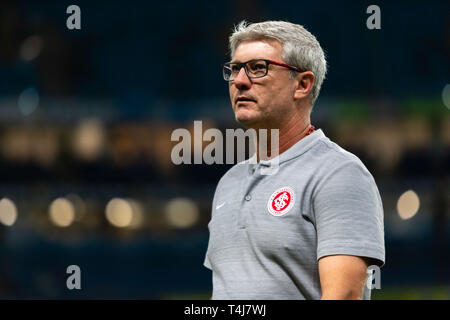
left=105, top=198, right=134, bottom=228
left=19, top=35, right=43, bottom=62
left=18, top=87, right=39, bottom=116
left=72, top=118, right=105, bottom=161
left=0, top=198, right=18, bottom=226
left=49, top=198, right=76, bottom=227
left=165, top=198, right=199, bottom=229
left=397, top=190, right=420, bottom=220
left=442, top=84, right=450, bottom=110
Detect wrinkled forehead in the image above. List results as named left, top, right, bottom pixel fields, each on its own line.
left=232, top=39, right=284, bottom=62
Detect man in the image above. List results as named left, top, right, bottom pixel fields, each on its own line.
left=203, top=20, right=385, bottom=300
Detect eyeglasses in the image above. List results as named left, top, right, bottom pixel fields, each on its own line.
left=223, top=59, right=305, bottom=81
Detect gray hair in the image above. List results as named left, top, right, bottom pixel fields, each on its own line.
left=229, top=20, right=327, bottom=106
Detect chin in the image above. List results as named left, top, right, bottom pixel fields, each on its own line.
left=234, top=108, right=264, bottom=128
left=235, top=115, right=259, bottom=128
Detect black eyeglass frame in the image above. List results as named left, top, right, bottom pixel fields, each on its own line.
left=223, top=59, right=306, bottom=81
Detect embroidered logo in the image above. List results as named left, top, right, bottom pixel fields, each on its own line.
left=267, top=187, right=295, bottom=216
left=215, top=202, right=226, bottom=210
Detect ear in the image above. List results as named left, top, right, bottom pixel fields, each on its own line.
left=293, top=71, right=315, bottom=101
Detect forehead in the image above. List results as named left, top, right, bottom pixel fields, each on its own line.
left=232, top=39, right=283, bottom=62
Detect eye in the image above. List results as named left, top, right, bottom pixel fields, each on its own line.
left=248, top=61, right=266, bottom=72
left=250, top=61, right=266, bottom=70
left=230, top=64, right=241, bottom=72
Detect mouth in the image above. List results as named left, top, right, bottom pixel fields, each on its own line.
left=235, top=96, right=256, bottom=106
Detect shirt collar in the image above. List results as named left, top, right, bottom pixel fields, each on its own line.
left=248, top=128, right=325, bottom=168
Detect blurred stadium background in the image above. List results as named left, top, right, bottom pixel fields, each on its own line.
left=0, top=0, right=449, bottom=299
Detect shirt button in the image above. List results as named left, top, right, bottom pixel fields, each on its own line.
left=245, top=195, right=252, bottom=201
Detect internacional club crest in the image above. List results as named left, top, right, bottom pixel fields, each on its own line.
left=267, top=186, right=295, bottom=217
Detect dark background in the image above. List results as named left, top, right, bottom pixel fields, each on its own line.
left=0, top=0, right=449, bottom=299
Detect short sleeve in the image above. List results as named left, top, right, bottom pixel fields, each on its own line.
left=313, top=160, right=385, bottom=267
left=204, top=242, right=212, bottom=270
left=203, top=178, right=224, bottom=271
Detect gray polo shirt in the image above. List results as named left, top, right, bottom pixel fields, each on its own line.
left=203, top=129, right=385, bottom=300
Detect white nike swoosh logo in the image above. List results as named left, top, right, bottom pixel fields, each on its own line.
left=215, top=202, right=226, bottom=210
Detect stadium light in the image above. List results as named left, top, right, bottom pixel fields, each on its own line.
left=0, top=198, right=18, bottom=226
left=105, top=198, right=134, bottom=228
left=397, top=190, right=420, bottom=220
left=165, top=198, right=199, bottom=229
left=49, top=198, right=76, bottom=227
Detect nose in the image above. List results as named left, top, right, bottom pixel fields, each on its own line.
left=232, top=67, right=252, bottom=90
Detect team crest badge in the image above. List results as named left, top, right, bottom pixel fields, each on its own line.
left=267, top=186, right=295, bottom=216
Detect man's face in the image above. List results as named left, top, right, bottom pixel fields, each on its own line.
left=229, top=40, right=297, bottom=129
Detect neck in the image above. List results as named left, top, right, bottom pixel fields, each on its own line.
left=254, top=112, right=312, bottom=162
